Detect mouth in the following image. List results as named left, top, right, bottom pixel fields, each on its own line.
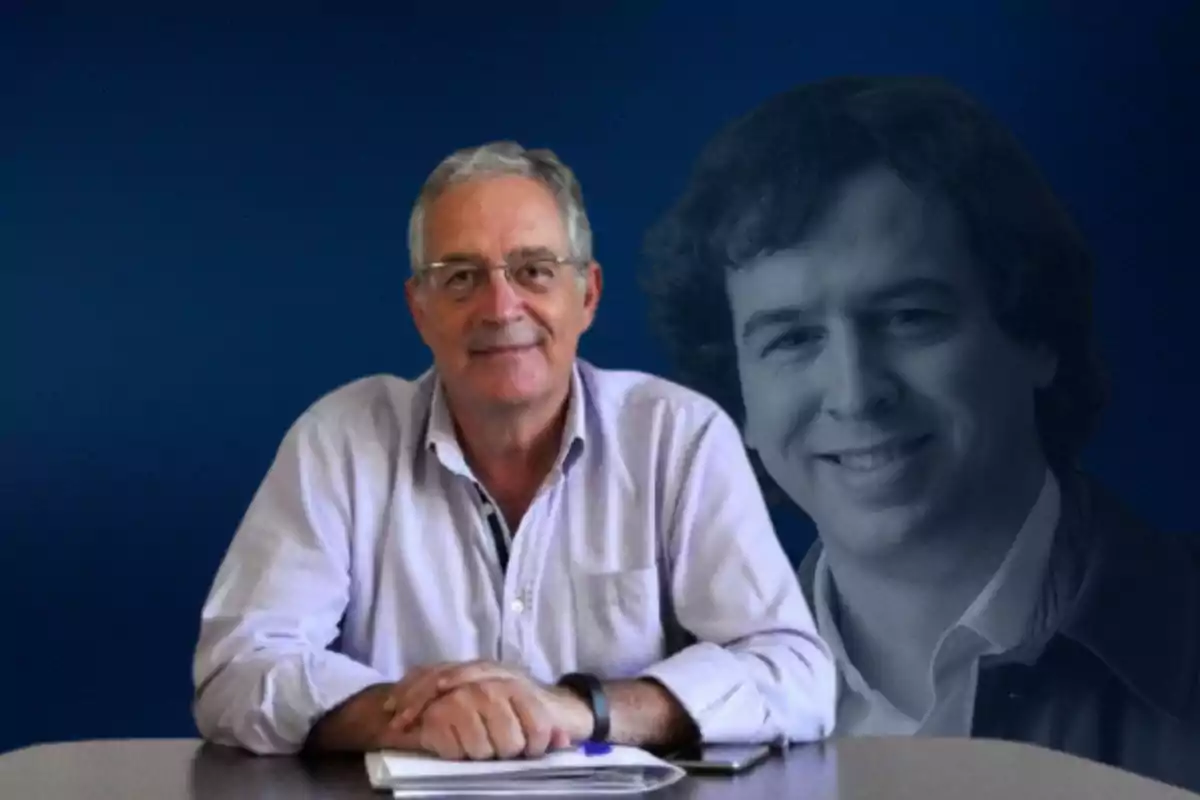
left=817, top=435, right=933, bottom=473
left=470, top=344, right=540, bottom=357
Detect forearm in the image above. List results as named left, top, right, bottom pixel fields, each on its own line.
left=305, top=682, right=395, bottom=753
left=193, top=648, right=389, bottom=755
left=606, top=679, right=699, bottom=748
left=550, top=679, right=697, bottom=750
left=640, top=634, right=836, bottom=744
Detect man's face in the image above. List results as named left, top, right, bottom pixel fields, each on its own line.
left=726, top=166, right=1056, bottom=558
left=406, top=175, right=601, bottom=412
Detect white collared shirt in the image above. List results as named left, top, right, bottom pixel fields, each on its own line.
left=813, top=469, right=1061, bottom=736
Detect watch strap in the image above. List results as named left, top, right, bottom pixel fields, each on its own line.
left=556, top=672, right=611, bottom=742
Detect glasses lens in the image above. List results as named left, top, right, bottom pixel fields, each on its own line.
left=510, top=259, right=564, bottom=290
left=431, top=263, right=481, bottom=292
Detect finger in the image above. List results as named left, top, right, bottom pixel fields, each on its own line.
left=396, top=663, right=519, bottom=730
left=383, top=666, right=434, bottom=721
left=452, top=706, right=496, bottom=761
left=413, top=694, right=460, bottom=760
left=435, top=662, right=519, bottom=693
left=508, top=692, right=552, bottom=758
left=479, top=692, right=528, bottom=760
left=376, top=723, right=422, bottom=753
left=550, top=727, right=571, bottom=750
left=421, top=721, right=464, bottom=761
left=382, top=665, right=435, bottom=713
left=390, top=666, right=464, bottom=729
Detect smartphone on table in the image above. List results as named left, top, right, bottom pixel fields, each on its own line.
left=665, top=743, right=774, bottom=774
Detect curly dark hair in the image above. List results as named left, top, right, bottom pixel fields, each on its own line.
left=642, top=75, right=1108, bottom=482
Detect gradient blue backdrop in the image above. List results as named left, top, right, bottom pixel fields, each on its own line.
left=3, top=3, right=1196, bottom=753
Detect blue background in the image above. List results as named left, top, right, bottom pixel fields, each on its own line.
left=3, top=3, right=1197, bottom=753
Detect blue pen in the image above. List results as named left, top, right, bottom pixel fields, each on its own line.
left=581, top=740, right=612, bottom=756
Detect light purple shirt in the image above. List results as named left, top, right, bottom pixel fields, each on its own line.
left=192, top=360, right=836, bottom=755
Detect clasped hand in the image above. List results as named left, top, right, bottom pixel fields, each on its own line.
left=376, top=661, right=586, bottom=761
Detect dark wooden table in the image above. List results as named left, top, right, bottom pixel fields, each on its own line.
left=2, top=737, right=1197, bottom=799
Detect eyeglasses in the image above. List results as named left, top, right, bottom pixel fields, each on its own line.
left=418, top=255, right=583, bottom=300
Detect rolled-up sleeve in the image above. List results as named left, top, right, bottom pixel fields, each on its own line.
left=640, top=406, right=837, bottom=744
left=192, top=411, right=387, bottom=755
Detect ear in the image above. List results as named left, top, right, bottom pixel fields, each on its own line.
left=405, top=276, right=432, bottom=346
left=579, top=260, right=603, bottom=331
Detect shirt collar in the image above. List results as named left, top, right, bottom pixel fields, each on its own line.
left=811, top=551, right=871, bottom=699
left=809, top=468, right=1061, bottom=699
left=959, top=468, right=1061, bottom=650
left=422, top=362, right=588, bottom=481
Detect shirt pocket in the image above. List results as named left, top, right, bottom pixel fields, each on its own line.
left=569, top=565, right=665, bottom=679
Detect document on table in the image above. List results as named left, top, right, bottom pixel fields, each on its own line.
left=364, top=744, right=687, bottom=797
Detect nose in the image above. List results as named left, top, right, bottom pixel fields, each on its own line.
left=818, top=325, right=900, bottom=421
left=475, top=268, right=525, bottom=322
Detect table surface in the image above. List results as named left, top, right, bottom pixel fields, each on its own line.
left=2, top=737, right=1198, bottom=800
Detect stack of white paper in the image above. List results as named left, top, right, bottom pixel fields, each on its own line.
left=364, top=745, right=687, bottom=797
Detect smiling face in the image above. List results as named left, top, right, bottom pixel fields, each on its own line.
left=406, top=175, right=601, bottom=414
left=727, top=166, right=1056, bottom=558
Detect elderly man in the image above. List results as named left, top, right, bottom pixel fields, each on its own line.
left=641, top=76, right=1200, bottom=791
left=192, top=141, right=836, bottom=759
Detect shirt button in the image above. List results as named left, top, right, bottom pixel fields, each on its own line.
left=510, top=598, right=525, bottom=614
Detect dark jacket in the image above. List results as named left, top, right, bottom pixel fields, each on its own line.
left=798, top=473, right=1200, bottom=793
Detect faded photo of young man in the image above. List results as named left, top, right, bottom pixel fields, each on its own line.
left=641, top=75, right=1200, bottom=792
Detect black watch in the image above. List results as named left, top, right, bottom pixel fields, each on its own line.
left=556, top=672, right=611, bottom=742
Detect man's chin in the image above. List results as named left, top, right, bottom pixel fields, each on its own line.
left=776, top=474, right=947, bottom=562
left=812, top=501, right=941, bottom=562
left=469, top=379, right=552, bottom=409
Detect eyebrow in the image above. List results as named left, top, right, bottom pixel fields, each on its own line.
left=431, top=246, right=561, bottom=265
left=429, top=251, right=482, bottom=266
left=741, top=307, right=807, bottom=341
left=868, top=277, right=959, bottom=305
left=740, top=278, right=960, bottom=340
left=508, top=246, right=561, bottom=260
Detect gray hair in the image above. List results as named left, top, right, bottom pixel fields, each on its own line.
left=407, top=140, right=594, bottom=272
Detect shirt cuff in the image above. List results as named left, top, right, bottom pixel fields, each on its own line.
left=638, top=642, right=762, bottom=743
left=277, top=653, right=390, bottom=749
left=314, top=653, right=390, bottom=712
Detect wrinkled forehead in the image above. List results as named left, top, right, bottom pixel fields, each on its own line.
left=423, top=175, right=570, bottom=262
left=726, top=166, right=977, bottom=315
